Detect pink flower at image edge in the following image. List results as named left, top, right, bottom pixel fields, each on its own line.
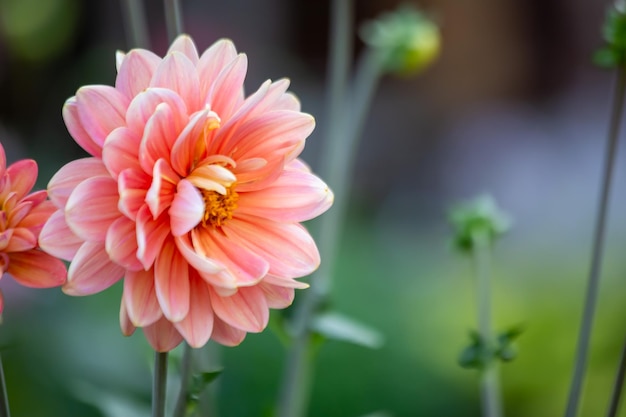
left=40, top=35, right=333, bottom=351
left=0, top=143, right=67, bottom=314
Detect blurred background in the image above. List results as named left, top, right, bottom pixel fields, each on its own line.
left=1, top=0, right=626, bottom=416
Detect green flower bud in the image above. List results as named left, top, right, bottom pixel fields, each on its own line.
left=360, top=5, right=440, bottom=76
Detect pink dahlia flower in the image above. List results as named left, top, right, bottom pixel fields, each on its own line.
left=0, top=142, right=67, bottom=314
left=40, top=35, right=333, bottom=351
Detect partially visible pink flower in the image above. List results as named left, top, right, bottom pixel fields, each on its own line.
left=40, top=35, right=333, bottom=351
left=0, top=142, right=67, bottom=314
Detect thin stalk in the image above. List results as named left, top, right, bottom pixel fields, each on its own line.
left=0, top=354, right=10, bottom=417
left=606, top=335, right=626, bottom=417
left=471, top=230, right=503, bottom=417
left=564, top=65, right=626, bottom=417
left=120, top=0, right=150, bottom=48
left=152, top=351, right=168, bottom=417
left=173, top=344, right=192, bottom=417
left=164, top=0, right=184, bottom=42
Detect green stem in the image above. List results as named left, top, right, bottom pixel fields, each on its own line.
left=564, top=65, right=626, bottom=417
left=606, top=335, right=626, bottom=417
left=173, top=344, right=192, bottom=417
left=0, top=353, right=11, bottom=417
left=120, top=0, right=150, bottom=48
left=471, top=231, right=503, bottom=417
left=152, top=351, right=168, bottom=417
left=164, top=0, right=184, bottom=42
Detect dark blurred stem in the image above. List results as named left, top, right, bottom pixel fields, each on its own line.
left=606, top=335, right=626, bottom=417
left=164, top=0, right=184, bottom=42
left=472, top=231, right=503, bottom=417
left=152, top=351, right=168, bottom=417
left=564, top=65, right=626, bottom=417
left=120, top=0, right=150, bottom=48
left=0, top=354, right=11, bottom=417
left=173, top=344, right=192, bottom=417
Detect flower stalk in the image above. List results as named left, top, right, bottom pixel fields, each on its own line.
left=173, top=344, right=192, bottom=417
left=0, top=353, right=10, bottom=417
left=164, top=0, right=184, bottom=43
left=121, top=0, right=150, bottom=49
left=152, top=351, right=168, bottom=417
left=606, top=335, right=626, bottom=417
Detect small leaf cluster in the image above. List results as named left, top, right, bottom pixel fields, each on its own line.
left=458, top=326, right=524, bottom=370
left=595, top=3, right=626, bottom=68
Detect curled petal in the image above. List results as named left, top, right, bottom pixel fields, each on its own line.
left=63, top=99, right=102, bottom=157
left=146, top=159, right=179, bottom=219
left=209, top=285, right=269, bottom=333
left=39, top=210, right=83, bottom=261
left=174, top=234, right=233, bottom=290
left=210, top=315, right=246, bottom=347
left=6, top=159, right=37, bottom=201
left=106, top=216, right=143, bottom=271
left=118, top=168, right=150, bottom=220
left=116, top=49, right=161, bottom=97
left=76, top=85, right=129, bottom=148
left=139, top=103, right=184, bottom=174
left=64, top=241, right=125, bottom=295
left=259, top=281, right=295, bottom=309
left=47, top=158, right=109, bottom=208
left=136, top=206, right=170, bottom=269
left=143, top=316, right=183, bottom=352
left=170, top=109, right=220, bottom=177
left=125, top=88, right=188, bottom=137
left=120, top=299, right=137, bottom=336
left=102, top=126, right=142, bottom=179
left=169, top=179, right=203, bottom=236
left=8, top=250, right=67, bottom=288
left=174, top=273, right=213, bottom=348
left=5, top=227, right=36, bottom=252
left=154, top=237, right=190, bottom=322
left=124, top=268, right=162, bottom=327
left=205, top=54, right=247, bottom=120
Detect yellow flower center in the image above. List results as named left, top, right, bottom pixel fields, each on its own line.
left=202, top=186, right=239, bottom=227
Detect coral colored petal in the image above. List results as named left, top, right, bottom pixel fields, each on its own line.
left=210, top=316, right=246, bottom=346
left=170, top=110, right=220, bottom=177
left=146, top=159, right=179, bottom=219
left=151, top=52, right=201, bottom=112
left=124, top=268, right=162, bottom=327
left=168, top=35, right=200, bottom=64
left=174, top=273, right=213, bottom=348
left=263, top=274, right=309, bottom=289
left=125, top=88, right=188, bottom=136
left=236, top=170, right=333, bottom=223
left=118, top=168, right=150, bottom=220
left=106, top=216, right=143, bottom=271
left=209, top=285, right=269, bottom=333
left=7, top=201, right=33, bottom=229
left=224, top=217, right=320, bottom=278
left=6, top=159, right=37, bottom=200
left=197, top=39, right=238, bottom=102
left=136, top=206, right=170, bottom=269
left=154, top=237, right=190, bottom=322
left=143, top=316, right=183, bottom=352
left=64, top=241, right=125, bottom=295
left=5, top=227, right=36, bottom=252
left=120, top=299, right=137, bottom=336
left=7, top=250, right=67, bottom=288
left=47, top=158, right=109, bottom=208
left=102, top=126, right=142, bottom=179
left=116, top=49, right=161, bottom=97
left=206, top=54, right=247, bottom=120
left=76, top=85, right=129, bottom=147
left=259, top=281, right=295, bottom=309
left=39, top=210, right=83, bottom=261
left=139, top=103, right=182, bottom=174
left=63, top=99, right=103, bottom=157
left=0, top=142, right=6, bottom=177
left=174, top=234, right=233, bottom=288
left=192, top=228, right=269, bottom=287
left=169, top=179, right=203, bottom=236
left=65, top=176, right=120, bottom=242
left=19, top=195, right=54, bottom=232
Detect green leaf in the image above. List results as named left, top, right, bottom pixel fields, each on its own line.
left=311, top=312, right=384, bottom=349
left=186, top=369, right=223, bottom=412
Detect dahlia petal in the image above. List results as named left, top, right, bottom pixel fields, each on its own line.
left=187, top=164, right=236, bottom=191
left=174, top=273, right=213, bottom=348
left=259, top=281, right=295, bottom=309
left=169, top=179, right=203, bottom=236
left=192, top=228, right=269, bottom=287
left=21, top=189, right=48, bottom=207
left=64, top=241, right=125, bottom=295
left=0, top=291, right=4, bottom=315
left=136, top=206, right=170, bottom=269
left=0, top=230, right=13, bottom=251
left=210, top=285, right=269, bottom=333
left=124, top=268, right=162, bottom=327
left=63, top=99, right=103, bottom=157
left=39, top=210, right=83, bottom=261
left=168, top=35, right=200, bottom=64
left=47, top=158, right=109, bottom=208
left=151, top=52, right=201, bottom=111
left=155, top=237, right=190, bottom=322
left=7, top=250, right=67, bottom=288
left=146, top=159, right=178, bottom=219
left=106, top=216, right=143, bottom=271
left=125, top=88, right=188, bottom=137
left=65, top=176, right=120, bottom=242
left=118, top=168, right=150, bottom=220
left=197, top=39, right=238, bottom=101
left=7, top=201, right=33, bottom=229
left=263, top=274, right=309, bottom=289
left=120, top=299, right=137, bottom=336
left=0, top=142, right=6, bottom=177
left=225, top=217, right=320, bottom=278
left=143, top=316, right=184, bottom=352
left=5, top=227, right=36, bottom=252
left=102, top=126, right=142, bottom=179
left=116, top=49, right=161, bottom=97
left=210, top=316, right=246, bottom=346
left=206, top=54, right=247, bottom=120
left=115, top=51, right=125, bottom=72
left=6, top=159, right=37, bottom=200
left=286, top=158, right=312, bottom=173
left=139, top=103, right=181, bottom=174
left=174, top=234, right=233, bottom=289
left=170, top=109, right=220, bottom=177
left=76, top=85, right=129, bottom=147
left=236, top=169, right=333, bottom=222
